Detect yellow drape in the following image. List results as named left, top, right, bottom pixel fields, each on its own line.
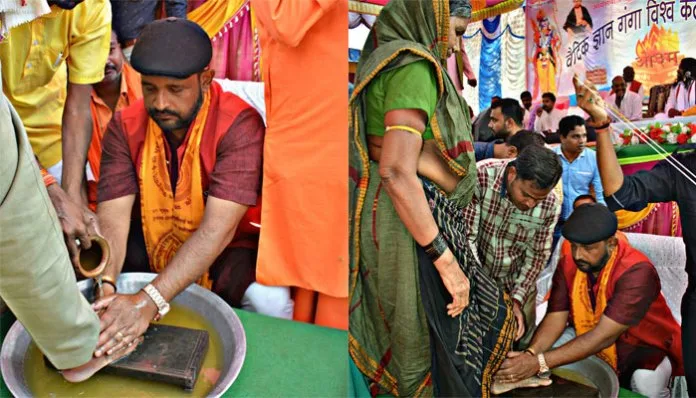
left=139, top=91, right=213, bottom=289
left=614, top=203, right=656, bottom=229
left=570, top=248, right=619, bottom=371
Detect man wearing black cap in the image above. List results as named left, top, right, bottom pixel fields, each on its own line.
left=90, top=18, right=288, bottom=357
left=575, top=73, right=696, bottom=393
left=494, top=204, right=683, bottom=396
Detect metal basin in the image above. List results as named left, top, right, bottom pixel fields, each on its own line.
left=554, top=351, right=620, bottom=398
left=1, top=272, right=246, bottom=397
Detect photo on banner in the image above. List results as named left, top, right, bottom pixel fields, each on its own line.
left=525, top=0, right=696, bottom=101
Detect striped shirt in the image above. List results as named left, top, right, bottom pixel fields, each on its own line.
left=463, top=158, right=561, bottom=305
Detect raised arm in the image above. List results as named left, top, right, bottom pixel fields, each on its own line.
left=574, top=76, right=677, bottom=210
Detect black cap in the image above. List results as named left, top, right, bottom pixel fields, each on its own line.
left=562, top=203, right=618, bottom=244
left=130, top=18, right=212, bottom=79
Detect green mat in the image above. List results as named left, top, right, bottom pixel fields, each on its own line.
left=0, top=309, right=348, bottom=397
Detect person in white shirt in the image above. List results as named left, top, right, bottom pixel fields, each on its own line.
left=606, top=76, right=642, bottom=121
left=520, top=91, right=533, bottom=129
left=665, top=57, right=696, bottom=117
left=534, top=92, right=566, bottom=134
left=622, top=66, right=645, bottom=99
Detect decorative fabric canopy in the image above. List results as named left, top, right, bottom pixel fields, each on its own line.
left=348, top=0, right=526, bottom=114
left=348, top=0, right=523, bottom=21
left=462, top=7, right=526, bottom=112
left=188, top=0, right=261, bottom=81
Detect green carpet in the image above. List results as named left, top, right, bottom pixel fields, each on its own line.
left=0, top=309, right=348, bottom=397
left=223, top=309, right=348, bottom=397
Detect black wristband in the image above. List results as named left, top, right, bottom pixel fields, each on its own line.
left=423, top=233, right=448, bottom=262
left=587, top=118, right=611, bottom=130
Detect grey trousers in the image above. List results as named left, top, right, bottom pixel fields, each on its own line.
left=0, top=78, right=99, bottom=369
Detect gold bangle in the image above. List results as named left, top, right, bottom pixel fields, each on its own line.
left=385, top=125, right=423, bottom=136
left=100, top=275, right=117, bottom=292
left=524, top=347, right=536, bottom=356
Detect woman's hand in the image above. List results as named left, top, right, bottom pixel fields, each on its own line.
left=434, top=250, right=470, bottom=317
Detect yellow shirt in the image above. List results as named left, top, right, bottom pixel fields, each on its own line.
left=0, top=0, right=111, bottom=168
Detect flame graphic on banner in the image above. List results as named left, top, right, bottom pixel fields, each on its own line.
left=632, top=24, right=684, bottom=93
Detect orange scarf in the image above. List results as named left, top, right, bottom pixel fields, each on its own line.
left=139, top=91, right=213, bottom=289
left=570, top=248, right=619, bottom=371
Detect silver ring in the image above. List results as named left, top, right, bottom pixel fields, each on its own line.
left=115, top=331, right=124, bottom=342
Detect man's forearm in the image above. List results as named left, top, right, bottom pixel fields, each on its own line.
left=512, top=249, right=549, bottom=305
left=98, top=218, right=130, bottom=280
left=544, top=327, right=617, bottom=369
left=97, top=197, right=136, bottom=281
left=62, top=84, right=94, bottom=202
left=151, top=218, right=239, bottom=302
left=528, top=311, right=568, bottom=354
left=595, top=127, right=624, bottom=196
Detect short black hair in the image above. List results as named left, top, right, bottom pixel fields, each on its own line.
left=520, top=91, right=532, bottom=100
left=491, top=98, right=525, bottom=127
left=506, top=130, right=545, bottom=153
left=542, top=92, right=556, bottom=103
left=513, top=145, right=562, bottom=190
left=573, top=194, right=597, bottom=207
left=558, top=115, right=586, bottom=137
left=682, top=57, right=696, bottom=78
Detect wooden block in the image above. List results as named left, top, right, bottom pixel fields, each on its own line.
left=44, top=324, right=209, bottom=391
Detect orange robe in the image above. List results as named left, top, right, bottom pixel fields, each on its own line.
left=88, top=62, right=142, bottom=210
left=251, top=0, right=348, bottom=330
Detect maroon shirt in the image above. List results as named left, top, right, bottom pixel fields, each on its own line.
left=98, top=108, right=264, bottom=206
left=548, top=261, right=666, bottom=376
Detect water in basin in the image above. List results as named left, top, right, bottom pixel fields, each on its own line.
left=24, top=304, right=222, bottom=397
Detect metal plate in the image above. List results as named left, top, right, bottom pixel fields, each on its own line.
left=1, top=273, right=246, bottom=398
left=555, top=356, right=619, bottom=398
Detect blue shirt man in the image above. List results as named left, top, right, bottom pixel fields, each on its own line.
left=552, top=115, right=605, bottom=221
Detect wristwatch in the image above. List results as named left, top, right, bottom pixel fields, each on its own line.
left=537, top=353, right=551, bottom=379
left=142, top=284, right=170, bottom=321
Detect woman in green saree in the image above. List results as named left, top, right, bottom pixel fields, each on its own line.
left=349, top=0, right=517, bottom=396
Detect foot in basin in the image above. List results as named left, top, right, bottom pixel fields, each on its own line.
left=491, top=376, right=553, bottom=395
left=61, top=336, right=144, bottom=383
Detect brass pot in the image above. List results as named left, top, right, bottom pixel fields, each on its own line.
left=76, top=235, right=110, bottom=279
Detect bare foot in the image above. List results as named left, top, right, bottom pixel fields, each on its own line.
left=492, top=376, right=553, bottom=395
left=60, top=336, right=143, bottom=383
